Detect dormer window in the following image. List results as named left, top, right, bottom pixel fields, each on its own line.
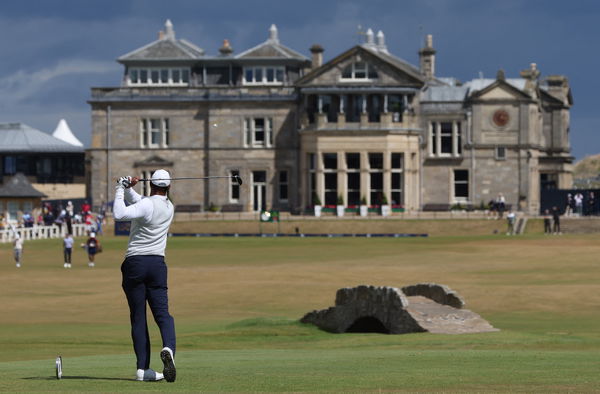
left=341, top=62, right=378, bottom=81
left=243, top=66, right=284, bottom=85
left=128, top=67, right=190, bottom=86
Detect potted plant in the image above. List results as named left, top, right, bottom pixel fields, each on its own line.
left=336, top=195, right=345, bottom=217
left=380, top=194, right=391, bottom=217
left=359, top=196, right=368, bottom=217
left=313, top=192, right=322, bottom=217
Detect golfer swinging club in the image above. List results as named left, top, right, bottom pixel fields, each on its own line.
left=113, top=169, right=176, bottom=382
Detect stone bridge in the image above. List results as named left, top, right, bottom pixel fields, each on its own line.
left=301, top=284, right=498, bottom=335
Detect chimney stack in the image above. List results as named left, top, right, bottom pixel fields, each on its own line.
left=310, top=44, right=324, bottom=69
left=376, top=30, right=388, bottom=53
left=164, top=19, right=175, bottom=40
left=419, top=34, right=436, bottom=80
left=219, top=39, right=234, bottom=56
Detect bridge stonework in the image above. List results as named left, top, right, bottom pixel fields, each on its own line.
left=301, top=284, right=498, bottom=335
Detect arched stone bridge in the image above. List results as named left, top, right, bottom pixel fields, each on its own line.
left=300, top=284, right=498, bottom=335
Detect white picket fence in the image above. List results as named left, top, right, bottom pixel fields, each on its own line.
left=0, top=223, right=89, bottom=243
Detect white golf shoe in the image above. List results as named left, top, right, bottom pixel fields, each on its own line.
left=160, top=347, right=176, bottom=382
left=88, top=262, right=95, bottom=268
left=136, top=368, right=164, bottom=381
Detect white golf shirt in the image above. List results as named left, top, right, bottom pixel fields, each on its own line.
left=113, top=187, right=174, bottom=258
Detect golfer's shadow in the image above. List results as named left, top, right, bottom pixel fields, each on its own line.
left=23, top=376, right=133, bottom=381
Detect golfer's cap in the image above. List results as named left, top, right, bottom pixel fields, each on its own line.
left=151, top=169, right=171, bottom=187
left=90, top=232, right=96, bottom=238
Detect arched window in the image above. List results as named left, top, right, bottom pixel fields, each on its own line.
left=341, top=62, right=378, bottom=80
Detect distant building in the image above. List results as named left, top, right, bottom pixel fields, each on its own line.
left=0, top=173, right=46, bottom=223
left=0, top=123, right=85, bottom=206
left=88, top=21, right=573, bottom=214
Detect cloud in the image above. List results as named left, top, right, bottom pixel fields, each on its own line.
left=0, top=59, right=116, bottom=104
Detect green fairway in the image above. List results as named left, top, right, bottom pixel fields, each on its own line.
left=1, top=232, right=600, bottom=392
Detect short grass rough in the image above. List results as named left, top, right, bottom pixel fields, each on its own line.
left=1, top=231, right=599, bottom=392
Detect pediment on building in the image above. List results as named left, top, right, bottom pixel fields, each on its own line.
left=297, top=45, right=425, bottom=88
left=134, top=155, right=174, bottom=168
left=470, top=80, right=531, bottom=101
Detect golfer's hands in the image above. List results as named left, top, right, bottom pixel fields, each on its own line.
left=129, top=177, right=139, bottom=188
left=116, top=176, right=132, bottom=189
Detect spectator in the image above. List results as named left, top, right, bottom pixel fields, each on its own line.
left=82, top=200, right=91, bottom=216
left=506, top=210, right=516, bottom=235
left=487, top=199, right=496, bottom=220
left=13, top=233, right=23, bottom=268
left=543, top=209, right=552, bottom=234
left=565, top=193, right=574, bottom=217
left=574, top=192, right=584, bottom=216
left=495, top=193, right=506, bottom=219
left=63, top=233, right=74, bottom=268
left=552, top=206, right=561, bottom=235
left=586, top=192, right=596, bottom=216
left=83, top=232, right=101, bottom=268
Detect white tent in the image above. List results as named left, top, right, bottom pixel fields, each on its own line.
left=52, top=119, right=83, bottom=147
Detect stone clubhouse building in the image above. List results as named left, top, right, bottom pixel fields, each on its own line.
left=88, top=20, right=573, bottom=214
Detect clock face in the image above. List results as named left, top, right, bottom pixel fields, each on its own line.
left=493, top=110, right=510, bottom=127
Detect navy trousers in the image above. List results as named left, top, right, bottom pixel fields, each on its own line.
left=121, top=255, right=176, bottom=369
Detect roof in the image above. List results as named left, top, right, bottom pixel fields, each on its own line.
left=235, top=25, right=309, bottom=61
left=361, top=45, right=424, bottom=82
left=52, top=119, right=83, bottom=147
left=0, top=123, right=84, bottom=153
left=421, top=85, right=469, bottom=102
left=0, top=173, right=46, bottom=198
left=422, top=77, right=543, bottom=102
left=118, top=20, right=204, bottom=63
left=297, top=44, right=425, bottom=87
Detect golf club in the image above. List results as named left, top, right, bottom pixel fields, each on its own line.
left=138, top=175, right=243, bottom=185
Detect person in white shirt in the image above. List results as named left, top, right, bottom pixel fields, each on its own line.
left=63, top=233, right=74, bottom=268
left=113, top=169, right=176, bottom=383
left=13, top=233, right=23, bottom=268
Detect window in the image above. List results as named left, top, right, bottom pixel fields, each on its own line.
left=4, top=156, right=16, bottom=175
left=140, top=118, right=170, bottom=148
left=244, top=117, right=273, bottom=148
left=495, top=147, right=506, bottom=160
left=391, top=153, right=403, bottom=206
left=323, top=153, right=338, bottom=206
left=243, top=66, right=285, bottom=85
left=388, top=95, right=404, bottom=122
left=369, top=153, right=384, bottom=205
left=454, top=170, right=469, bottom=201
left=429, top=121, right=462, bottom=157
left=440, top=122, right=453, bottom=154
left=341, top=62, right=378, bottom=80
left=346, top=153, right=361, bottom=206
left=128, top=68, right=190, bottom=86
left=230, top=170, right=240, bottom=202
left=7, top=201, right=19, bottom=221
left=279, top=170, right=288, bottom=202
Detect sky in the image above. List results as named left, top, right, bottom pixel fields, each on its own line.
left=0, top=0, right=599, bottom=160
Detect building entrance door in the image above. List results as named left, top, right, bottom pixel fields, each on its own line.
left=252, top=171, right=267, bottom=212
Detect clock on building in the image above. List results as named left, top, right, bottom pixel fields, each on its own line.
left=493, top=109, right=510, bottom=127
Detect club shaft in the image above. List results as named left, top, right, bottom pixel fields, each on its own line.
left=139, top=176, right=232, bottom=181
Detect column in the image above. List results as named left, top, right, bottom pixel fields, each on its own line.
left=452, top=121, right=459, bottom=157
left=360, top=152, right=369, bottom=205
left=316, top=151, right=324, bottom=206
left=435, top=122, right=442, bottom=156
left=338, top=152, right=346, bottom=206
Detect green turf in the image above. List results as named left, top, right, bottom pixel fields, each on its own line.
left=1, top=232, right=600, bottom=392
